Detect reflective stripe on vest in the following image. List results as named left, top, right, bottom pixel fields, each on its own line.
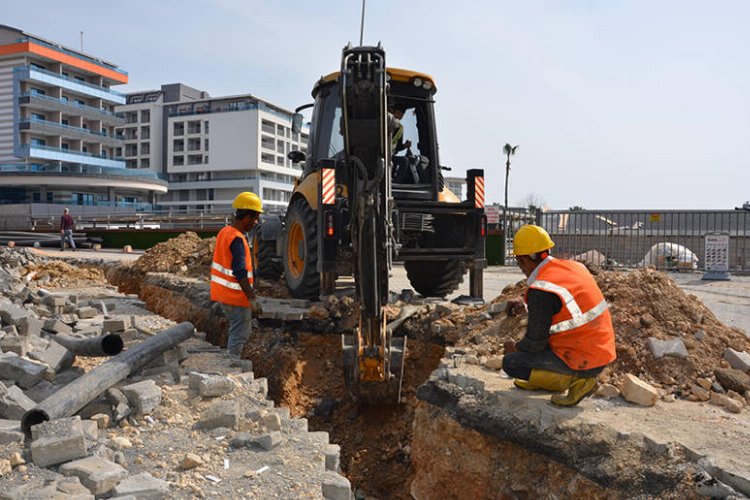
left=211, top=261, right=253, bottom=281
left=211, top=274, right=242, bottom=290
left=210, top=225, right=253, bottom=307
left=549, top=299, right=608, bottom=334
left=391, top=123, right=403, bottom=149
left=529, top=279, right=583, bottom=318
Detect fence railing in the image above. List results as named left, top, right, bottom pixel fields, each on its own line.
left=537, top=210, right=750, bottom=272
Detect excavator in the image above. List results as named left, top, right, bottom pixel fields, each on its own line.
left=254, top=44, right=486, bottom=402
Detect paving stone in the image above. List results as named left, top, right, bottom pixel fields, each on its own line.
left=44, top=295, right=68, bottom=308
left=647, top=337, right=688, bottom=359
left=16, top=316, right=43, bottom=337
left=262, top=413, right=282, bottom=431
left=191, top=373, right=236, bottom=398
left=0, top=298, right=28, bottom=326
left=0, top=352, right=49, bottom=388
left=486, top=300, right=508, bottom=315
left=619, top=373, right=658, bottom=406
left=198, top=399, right=240, bottom=430
left=91, top=413, right=110, bottom=429
left=36, top=341, right=75, bottom=373
left=103, top=319, right=128, bottom=333
left=120, top=380, right=162, bottom=415
left=44, top=319, right=73, bottom=335
left=60, top=456, right=127, bottom=495
left=0, top=334, right=29, bottom=356
left=324, top=443, right=341, bottom=472
left=724, top=348, right=750, bottom=373
left=112, top=472, right=169, bottom=499
left=0, top=418, right=23, bottom=444
left=30, top=416, right=88, bottom=468
left=105, top=388, right=131, bottom=422
left=255, top=431, right=283, bottom=451
left=55, top=475, right=93, bottom=497
left=81, top=419, right=98, bottom=442
left=75, top=307, right=98, bottom=320
left=0, top=383, right=36, bottom=419
left=322, top=471, right=353, bottom=500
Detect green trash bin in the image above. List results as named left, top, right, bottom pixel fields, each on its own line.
left=486, top=232, right=505, bottom=266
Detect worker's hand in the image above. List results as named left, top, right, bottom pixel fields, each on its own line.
left=505, top=298, right=525, bottom=317
left=404, top=140, right=412, bottom=149
left=503, top=341, right=518, bottom=354
left=249, top=298, right=263, bottom=317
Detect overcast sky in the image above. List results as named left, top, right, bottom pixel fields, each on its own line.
left=4, top=0, right=749, bottom=209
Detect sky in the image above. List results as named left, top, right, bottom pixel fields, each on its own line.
left=3, top=0, right=749, bottom=209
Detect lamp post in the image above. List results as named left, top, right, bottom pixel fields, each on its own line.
left=503, top=143, right=518, bottom=264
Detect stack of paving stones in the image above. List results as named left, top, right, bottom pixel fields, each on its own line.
left=0, top=249, right=352, bottom=499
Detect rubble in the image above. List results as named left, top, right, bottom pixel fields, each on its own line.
left=30, top=416, right=88, bottom=468
left=60, top=456, right=127, bottom=495
left=724, top=348, right=750, bottom=373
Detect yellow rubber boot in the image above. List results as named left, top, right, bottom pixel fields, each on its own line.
left=514, top=369, right=574, bottom=392
left=551, top=377, right=598, bottom=406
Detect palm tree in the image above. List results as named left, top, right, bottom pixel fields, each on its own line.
left=503, top=143, right=519, bottom=262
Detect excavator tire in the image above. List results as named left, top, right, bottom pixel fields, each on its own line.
left=404, top=259, right=465, bottom=298
left=283, top=198, right=320, bottom=299
left=252, top=232, right=282, bottom=280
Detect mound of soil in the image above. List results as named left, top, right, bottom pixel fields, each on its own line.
left=22, top=260, right=107, bottom=288
left=132, top=232, right=215, bottom=276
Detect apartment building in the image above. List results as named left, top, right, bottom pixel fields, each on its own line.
left=117, top=85, right=308, bottom=212
left=444, top=176, right=466, bottom=200
left=0, top=25, right=166, bottom=207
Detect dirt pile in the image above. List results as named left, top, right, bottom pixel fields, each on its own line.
left=132, top=232, right=215, bottom=276
left=423, top=268, right=748, bottom=397
left=21, top=260, right=107, bottom=288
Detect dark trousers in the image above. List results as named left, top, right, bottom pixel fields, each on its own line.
left=502, top=348, right=605, bottom=381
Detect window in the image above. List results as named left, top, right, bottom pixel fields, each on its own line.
left=74, top=76, right=85, bottom=83
left=261, top=119, right=275, bottom=135
left=261, top=153, right=275, bottom=164
left=187, top=120, right=201, bottom=134
left=141, top=126, right=150, bottom=140
left=204, top=138, right=209, bottom=151
left=61, top=143, right=69, bottom=150
left=276, top=156, right=285, bottom=166
left=187, top=154, right=202, bottom=165
left=188, top=138, right=201, bottom=151
left=173, top=139, right=184, bottom=152
left=277, top=124, right=285, bottom=135
left=31, top=113, right=45, bottom=121
left=174, top=122, right=185, bottom=136
left=204, top=121, right=209, bottom=133
left=204, top=155, right=209, bottom=164
left=140, top=158, right=150, bottom=168
left=277, top=140, right=284, bottom=153
left=125, top=145, right=138, bottom=156
left=30, top=138, right=46, bottom=147
left=31, top=88, right=46, bottom=96
left=173, top=155, right=185, bottom=166
left=141, top=142, right=150, bottom=155
left=140, top=110, right=150, bottom=122
left=76, top=99, right=86, bottom=106
left=126, top=159, right=137, bottom=168
left=115, top=147, right=122, bottom=156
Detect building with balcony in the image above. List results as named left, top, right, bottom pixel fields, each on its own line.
left=444, top=176, right=466, bottom=200
left=0, top=25, right=166, bottom=208
left=117, top=84, right=308, bottom=212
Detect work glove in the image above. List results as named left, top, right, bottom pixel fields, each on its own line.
left=249, top=298, right=263, bottom=317
left=505, top=297, right=526, bottom=317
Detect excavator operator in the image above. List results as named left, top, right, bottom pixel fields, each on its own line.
left=502, top=224, right=617, bottom=406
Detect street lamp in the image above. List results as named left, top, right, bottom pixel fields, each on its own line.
left=503, top=143, right=518, bottom=264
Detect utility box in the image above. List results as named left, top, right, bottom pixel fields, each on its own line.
left=486, top=232, right=505, bottom=266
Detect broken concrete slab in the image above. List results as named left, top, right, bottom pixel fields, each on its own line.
left=43, top=319, right=73, bottom=335
left=0, top=383, right=36, bottom=419
left=0, top=334, right=29, bottom=356
left=16, top=316, right=43, bottom=337
left=74, top=307, right=98, bottom=320
left=120, top=380, right=162, bottom=415
left=0, top=352, right=49, bottom=388
left=724, top=348, right=750, bottom=373
left=60, top=456, right=127, bottom=495
left=35, top=341, right=75, bottom=373
left=0, top=298, right=29, bottom=326
left=647, top=337, right=689, bottom=359
left=112, top=471, right=169, bottom=499
left=197, top=399, right=240, bottom=430
left=0, top=418, right=23, bottom=445
left=620, top=374, right=659, bottom=406
left=30, top=416, right=88, bottom=468
left=256, top=431, right=283, bottom=451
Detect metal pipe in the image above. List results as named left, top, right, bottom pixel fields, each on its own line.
left=51, top=334, right=124, bottom=357
left=22, top=322, right=194, bottom=436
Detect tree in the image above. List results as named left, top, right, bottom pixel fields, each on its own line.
left=521, top=193, right=545, bottom=214
left=502, top=144, right=519, bottom=243
left=569, top=205, right=585, bottom=211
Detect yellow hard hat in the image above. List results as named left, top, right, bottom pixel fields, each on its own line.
left=232, top=192, right=263, bottom=213
left=513, top=224, right=554, bottom=256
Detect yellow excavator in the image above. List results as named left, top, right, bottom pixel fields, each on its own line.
left=254, top=44, right=486, bottom=402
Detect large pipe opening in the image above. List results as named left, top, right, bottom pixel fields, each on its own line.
left=102, top=334, right=124, bottom=355
left=21, top=409, right=50, bottom=437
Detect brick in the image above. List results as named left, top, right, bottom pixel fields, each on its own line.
left=647, top=337, right=688, bottom=359
left=74, top=307, right=98, bottom=320
left=0, top=352, right=48, bottom=389
left=0, top=384, right=36, bottom=419
left=44, top=295, right=68, bottom=307
left=0, top=334, right=29, bottom=356
left=102, top=319, right=128, bottom=333
left=255, top=431, right=283, bottom=451
left=30, top=416, right=88, bottom=468
left=16, top=317, right=42, bottom=337
left=60, top=456, right=127, bottom=495
left=619, top=373, right=658, bottom=406
left=321, top=471, right=353, bottom=500
left=112, top=471, right=170, bottom=499
left=43, top=319, right=73, bottom=335
left=724, top=348, right=750, bottom=373
left=120, top=380, right=162, bottom=415
left=36, top=341, right=75, bottom=373
left=198, top=399, right=240, bottom=430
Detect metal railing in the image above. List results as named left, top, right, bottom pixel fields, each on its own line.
left=19, top=92, right=124, bottom=119
left=537, top=210, right=750, bottom=272
left=16, top=66, right=125, bottom=97
left=20, top=117, right=123, bottom=140
left=16, top=36, right=128, bottom=76
left=19, top=143, right=125, bottom=162
left=0, top=162, right=166, bottom=182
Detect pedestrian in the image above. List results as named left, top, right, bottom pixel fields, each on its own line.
left=502, top=224, right=616, bottom=406
left=60, top=208, right=76, bottom=251
left=210, top=192, right=264, bottom=357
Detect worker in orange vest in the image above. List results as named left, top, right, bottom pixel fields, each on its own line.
left=502, top=224, right=616, bottom=406
left=210, top=192, right=263, bottom=356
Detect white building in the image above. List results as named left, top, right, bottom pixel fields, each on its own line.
left=444, top=176, right=466, bottom=200
left=117, top=85, right=308, bottom=212
left=0, top=25, right=166, bottom=208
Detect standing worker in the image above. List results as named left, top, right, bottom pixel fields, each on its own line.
left=60, top=208, right=76, bottom=251
left=210, top=192, right=264, bottom=357
left=502, top=224, right=616, bottom=406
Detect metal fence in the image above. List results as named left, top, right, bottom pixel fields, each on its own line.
left=535, top=210, right=750, bottom=272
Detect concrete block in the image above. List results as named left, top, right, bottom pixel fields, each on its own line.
left=37, top=341, right=75, bottom=373
left=0, top=419, right=23, bottom=444
left=44, top=319, right=73, bottom=335
left=323, top=443, right=341, bottom=472
left=30, top=416, right=88, bottom=468
left=0, top=298, right=28, bottom=326
left=321, top=471, right=353, bottom=500
left=198, top=399, right=240, bottom=430
left=194, top=374, right=236, bottom=398
left=647, top=337, right=688, bottom=359
left=619, top=373, right=658, bottom=406
left=60, top=456, right=127, bottom=495
left=112, top=472, right=169, bottom=499
left=0, top=352, right=49, bottom=388
left=0, top=383, right=36, bottom=419
left=724, top=348, right=750, bottom=373
left=103, top=319, right=128, bottom=333
left=120, top=380, right=162, bottom=415
left=44, top=295, right=68, bottom=307
left=16, top=316, right=42, bottom=337
left=75, top=307, right=97, bottom=320
left=0, top=334, right=29, bottom=356
left=105, top=388, right=131, bottom=422
left=255, top=431, right=283, bottom=451
left=81, top=419, right=99, bottom=442
left=262, top=413, right=282, bottom=431
left=486, top=300, right=508, bottom=315
left=91, top=413, right=110, bottom=429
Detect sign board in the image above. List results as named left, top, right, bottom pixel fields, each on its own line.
left=702, top=233, right=731, bottom=280
left=485, top=206, right=500, bottom=224
left=649, top=213, right=661, bottom=223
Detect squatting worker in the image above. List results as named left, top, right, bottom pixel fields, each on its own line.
left=210, top=192, right=264, bottom=357
left=501, top=224, right=616, bottom=406
left=60, top=207, right=76, bottom=251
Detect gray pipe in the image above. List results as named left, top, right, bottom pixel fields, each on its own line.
left=51, top=334, right=124, bottom=357
left=22, top=322, right=194, bottom=436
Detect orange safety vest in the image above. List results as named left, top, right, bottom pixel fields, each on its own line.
left=524, top=257, right=616, bottom=371
left=210, top=226, right=253, bottom=307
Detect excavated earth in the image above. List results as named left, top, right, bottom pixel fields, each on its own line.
left=95, top=236, right=750, bottom=498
